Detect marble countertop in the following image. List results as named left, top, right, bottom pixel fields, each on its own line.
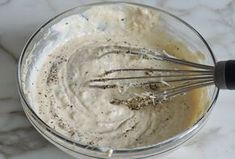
left=0, top=0, right=235, bottom=158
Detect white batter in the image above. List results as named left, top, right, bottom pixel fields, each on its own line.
left=27, top=4, right=205, bottom=149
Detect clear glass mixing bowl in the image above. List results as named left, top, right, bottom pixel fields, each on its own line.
left=17, top=2, right=219, bottom=159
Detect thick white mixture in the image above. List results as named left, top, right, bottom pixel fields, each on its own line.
left=27, top=4, right=204, bottom=148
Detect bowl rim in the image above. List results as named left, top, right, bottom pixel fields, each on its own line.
left=17, top=1, right=220, bottom=156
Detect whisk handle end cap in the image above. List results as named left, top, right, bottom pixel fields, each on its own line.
left=225, top=60, right=235, bottom=90
left=215, top=60, right=235, bottom=90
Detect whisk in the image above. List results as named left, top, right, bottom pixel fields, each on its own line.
left=88, top=46, right=235, bottom=109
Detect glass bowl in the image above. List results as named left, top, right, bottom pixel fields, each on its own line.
left=17, top=2, right=219, bottom=159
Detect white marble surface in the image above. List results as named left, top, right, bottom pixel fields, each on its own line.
left=0, top=0, right=235, bottom=158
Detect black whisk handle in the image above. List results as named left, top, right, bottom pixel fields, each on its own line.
left=215, top=60, right=235, bottom=90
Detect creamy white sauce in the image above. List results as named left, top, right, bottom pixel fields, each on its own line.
left=27, top=4, right=203, bottom=149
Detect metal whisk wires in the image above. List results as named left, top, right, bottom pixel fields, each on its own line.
left=88, top=46, right=215, bottom=101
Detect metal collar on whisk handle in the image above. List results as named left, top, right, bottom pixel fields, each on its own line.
left=215, top=60, right=235, bottom=90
